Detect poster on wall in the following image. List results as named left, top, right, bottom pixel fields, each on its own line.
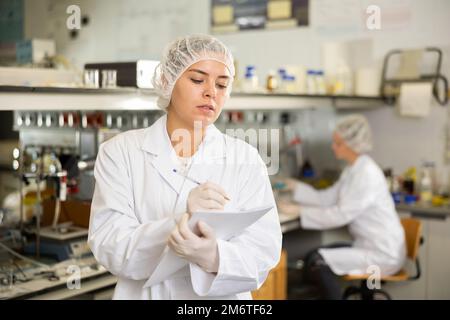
left=211, top=0, right=309, bottom=33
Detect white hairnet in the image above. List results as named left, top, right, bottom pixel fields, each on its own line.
left=152, top=34, right=235, bottom=110
left=335, top=114, right=373, bottom=153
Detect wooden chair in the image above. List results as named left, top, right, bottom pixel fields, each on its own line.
left=342, top=218, right=423, bottom=300
left=252, top=250, right=288, bottom=300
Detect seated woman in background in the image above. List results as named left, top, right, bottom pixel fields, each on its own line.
left=278, top=114, right=406, bottom=300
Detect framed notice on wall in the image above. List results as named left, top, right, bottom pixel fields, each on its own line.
left=211, top=0, right=309, bottom=33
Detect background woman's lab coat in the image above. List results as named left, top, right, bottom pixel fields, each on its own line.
left=294, top=155, right=406, bottom=276
left=88, top=115, right=282, bottom=299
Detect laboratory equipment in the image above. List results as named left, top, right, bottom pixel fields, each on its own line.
left=101, top=70, right=117, bottom=88
left=315, top=70, right=327, bottom=94
left=266, top=70, right=278, bottom=93
left=85, top=60, right=160, bottom=89
left=83, top=69, right=99, bottom=88
left=419, top=162, right=436, bottom=205
left=242, top=65, right=259, bottom=92
left=282, top=74, right=296, bottom=94
left=306, top=70, right=316, bottom=94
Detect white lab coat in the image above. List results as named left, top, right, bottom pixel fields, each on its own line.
left=293, top=155, right=406, bottom=276
left=88, top=115, right=282, bottom=299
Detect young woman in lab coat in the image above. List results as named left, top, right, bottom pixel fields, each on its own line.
left=278, top=115, right=406, bottom=300
left=88, top=35, right=282, bottom=299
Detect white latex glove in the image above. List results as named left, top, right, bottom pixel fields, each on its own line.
left=187, top=181, right=230, bottom=214
left=168, top=213, right=219, bottom=273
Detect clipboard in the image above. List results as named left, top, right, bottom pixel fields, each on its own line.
left=143, top=204, right=273, bottom=288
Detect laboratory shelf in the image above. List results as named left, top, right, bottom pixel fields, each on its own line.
left=0, top=85, right=385, bottom=111
left=228, top=92, right=384, bottom=110
left=0, top=85, right=158, bottom=111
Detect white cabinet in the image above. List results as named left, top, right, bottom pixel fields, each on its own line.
left=386, top=212, right=450, bottom=299
left=426, top=217, right=450, bottom=299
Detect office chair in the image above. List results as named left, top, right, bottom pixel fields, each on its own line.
left=342, top=217, right=423, bottom=300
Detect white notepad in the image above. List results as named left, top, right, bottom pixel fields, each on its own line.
left=143, top=204, right=273, bottom=288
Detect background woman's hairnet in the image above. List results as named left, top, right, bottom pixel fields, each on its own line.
left=335, top=114, right=373, bottom=153
left=152, top=34, right=235, bottom=110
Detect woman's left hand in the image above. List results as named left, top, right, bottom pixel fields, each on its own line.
left=168, top=213, right=219, bottom=273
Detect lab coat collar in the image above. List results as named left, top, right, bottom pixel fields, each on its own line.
left=348, top=154, right=369, bottom=173
left=140, top=114, right=226, bottom=195
left=140, top=114, right=226, bottom=160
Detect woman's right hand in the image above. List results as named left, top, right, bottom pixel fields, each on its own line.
left=187, top=181, right=230, bottom=214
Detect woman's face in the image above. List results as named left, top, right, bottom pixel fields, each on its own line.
left=168, top=59, right=231, bottom=128
left=332, top=131, right=354, bottom=160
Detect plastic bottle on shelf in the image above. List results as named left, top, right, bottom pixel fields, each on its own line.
left=334, top=64, right=353, bottom=95
left=266, top=70, right=278, bottom=93
left=277, top=68, right=287, bottom=93
left=232, top=59, right=241, bottom=92
left=315, top=70, right=327, bottom=95
left=384, top=169, right=394, bottom=192
left=343, top=67, right=354, bottom=95
left=419, top=162, right=434, bottom=205
left=283, top=74, right=296, bottom=94
left=306, top=70, right=317, bottom=95
left=295, top=66, right=307, bottom=94
left=299, top=159, right=315, bottom=184
left=242, top=65, right=259, bottom=93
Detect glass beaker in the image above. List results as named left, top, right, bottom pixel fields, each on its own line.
left=101, top=69, right=117, bottom=88
left=419, top=162, right=436, bottom=204
left=83, top=69, right=99, bottom=88
left=0, top=267, right=14, bottom=292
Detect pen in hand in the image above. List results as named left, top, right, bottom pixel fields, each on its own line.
left=172, top=169, right=230, bottom=200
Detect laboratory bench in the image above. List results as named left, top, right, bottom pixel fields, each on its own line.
left=0, top=256, right=116, bottom=300
left=396, top=203, right=450, bottom=220
left=277, top=201, right=450, bottom=264
left=279, top=212, right=301, bottom=233
left=26, top=272, right=117, bottom=300
left=0, top=214, right=298, bottom=300
left=3, top=204, right=448, bottom=300
left=277, top=202, right=450, bottom=235
left=278, top=201, right=450, bottom=299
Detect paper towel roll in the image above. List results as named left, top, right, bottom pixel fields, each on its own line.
left=397, top=82, right=432, bottom=117
left=355, top=67, right=381, bottom=96
left=322, top=42, right=349, bottom=76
